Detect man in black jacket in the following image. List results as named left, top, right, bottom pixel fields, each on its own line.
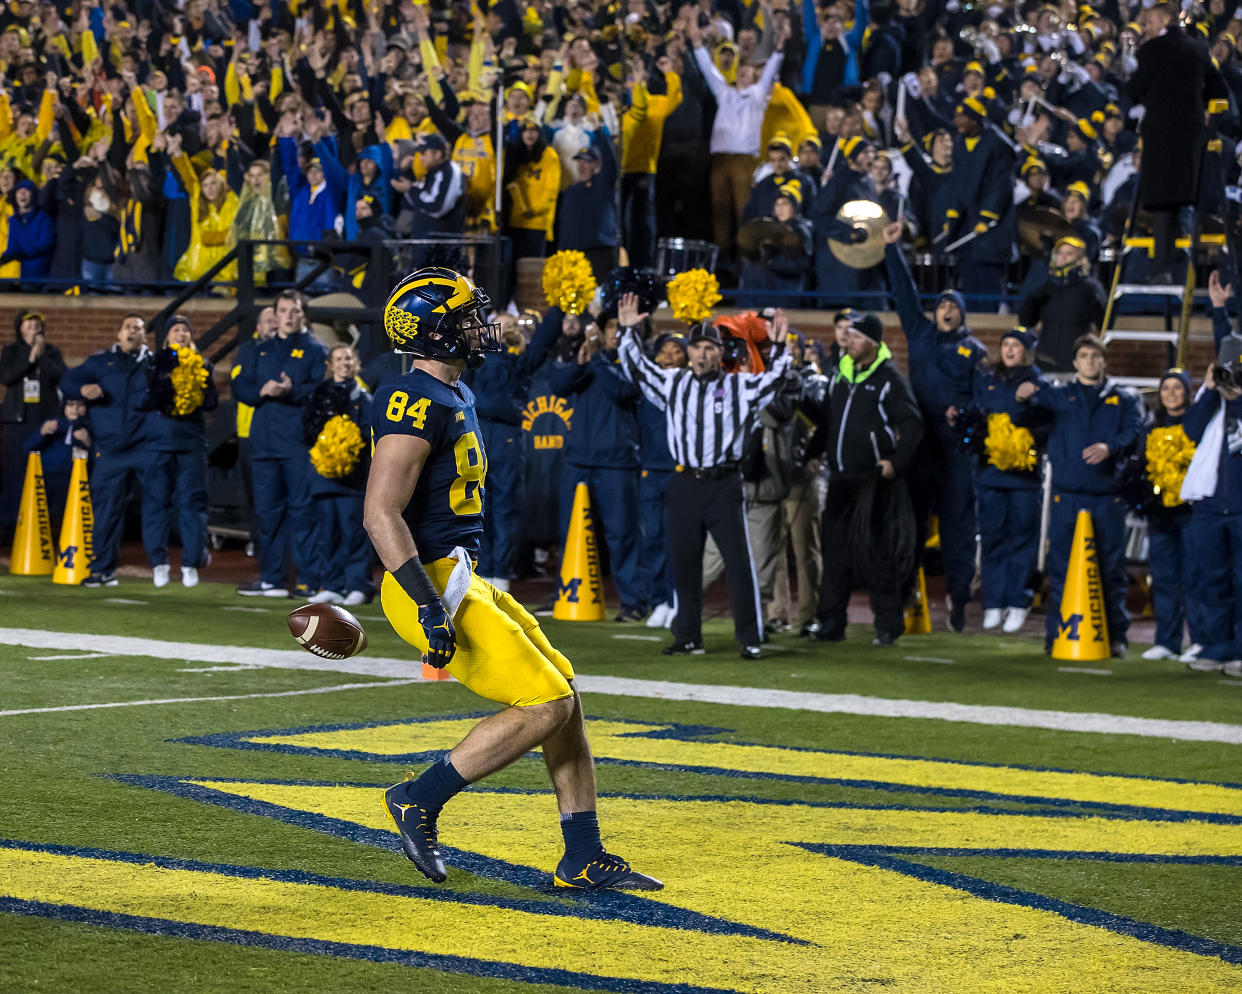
left=1127, top=2, right=1227, bottom=281
left=805, top=312, right=924, bottom=645
left=1018, top=236, right=1107, bottom=372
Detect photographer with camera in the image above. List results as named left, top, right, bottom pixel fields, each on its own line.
left=1180, top=337, right=1242, bottom=676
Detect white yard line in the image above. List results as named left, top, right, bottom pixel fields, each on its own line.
left=1, top=628, right=1242, bottom=743
left=905, top=656, right=954, bottom=665
left=611, top=634, right=663, bottom=642
left=1057, top=667, right=1114, bottom=676
left=0, top=679, right=422, bottom=717
left=222, top=606, right=271, bottom=614
left=26, top=652, right=112, bottom=661
left=103, top=598, right=148, bottom=606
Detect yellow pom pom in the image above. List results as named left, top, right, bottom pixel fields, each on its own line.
left=984, top=412, right=1037, bottom=473
left=541, top=250, right=598, bottom=316
left=310, top=415, right=366, bottom=479
left=666, top=268, right=721, bottom=324
left=169, top=344, right=209, bottom=417
left=1145, top=424, right=1195, bottom=508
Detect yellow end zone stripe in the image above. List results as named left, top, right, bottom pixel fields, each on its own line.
left=244, top=718, right=1242, bottom=817
left=6, top=782, right=1242, bottom=992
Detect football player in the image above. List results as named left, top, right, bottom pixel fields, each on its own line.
left=364, top=267, right=662, bottom=891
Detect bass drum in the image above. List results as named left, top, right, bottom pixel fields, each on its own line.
left=655, top=238, right=719, bottom=277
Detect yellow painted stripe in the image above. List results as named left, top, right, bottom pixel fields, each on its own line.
left=247, top=719, right=1242, bottom=816
left=6, top=783, right=1242, bottom=992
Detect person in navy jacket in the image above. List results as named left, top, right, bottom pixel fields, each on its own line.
left=60, top=313, right=155, bottom=587
left=1016, top=334, right=1146, bottom=656
left=884, top=222, right=986, bottom=632
left=1181, top=339, right=1242, bottom=674
left=143, top=315, right=218, bottom=590
left=550, top=311, right=648, bottom=620
left=304, top=345, right=374, bottom=607
left=232, top=290, right=329, bottom=598
left=461, top=306, right=564, bottom=590
left=637, top=331, right=687, bottom=629
left=557, top=129, right=618, bottom=283
left=972, top=327, right=1050, bottom=635
left=25, top=395, right=90, bottom=534
left=1141, top=368, right=1203, bottom=662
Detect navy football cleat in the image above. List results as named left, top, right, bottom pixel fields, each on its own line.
left=382, top=782, right=447, bottom=883
left=553, top=849, right=664, bottom=891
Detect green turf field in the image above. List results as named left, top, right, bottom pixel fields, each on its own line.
left=1, top=573, right=1240, bottom=993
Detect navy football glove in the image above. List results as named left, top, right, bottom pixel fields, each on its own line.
left=393, top=556, right=456, bottom=669
left=418, top=599, right=456, bottom=668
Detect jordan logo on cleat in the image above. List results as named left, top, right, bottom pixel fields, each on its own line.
left=572, top=867, right=594, bottom=885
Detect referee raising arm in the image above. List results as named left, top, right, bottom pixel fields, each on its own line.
left=617, top=293, right=793, bottom=659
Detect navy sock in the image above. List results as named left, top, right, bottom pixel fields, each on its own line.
left=560, top=810, right=602, bottom=865
left=404, top=754, right=469, bottom=812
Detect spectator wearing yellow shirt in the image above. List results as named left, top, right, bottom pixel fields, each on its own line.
left=505, top=116, right=561, bottom=261
left=170, top=134, right=239, bottom=288
left=621, top=59, right=682, bottom=269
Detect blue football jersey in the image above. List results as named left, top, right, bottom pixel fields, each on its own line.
left=372, top=369, right=488, bottom=561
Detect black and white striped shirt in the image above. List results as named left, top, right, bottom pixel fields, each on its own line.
left=618, top=328, right=793, bottom=468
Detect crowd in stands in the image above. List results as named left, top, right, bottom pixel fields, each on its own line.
left=0, top=0, right=1235, bottom=314
left=3, top=0, right=1242, bottom=673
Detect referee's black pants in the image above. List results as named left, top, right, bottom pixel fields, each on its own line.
left=667, top=468, right=762, bottom=647
left=817, top=477, right=905, bottom=640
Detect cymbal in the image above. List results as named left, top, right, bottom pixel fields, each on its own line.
left=1017, top=205, right=1076, bottom=256
left=828, top=199, right=886, bottom=269
left=737, top=218, right=803, bottom=260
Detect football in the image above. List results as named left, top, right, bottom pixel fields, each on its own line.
left=287, top=603, right=369, bottom=660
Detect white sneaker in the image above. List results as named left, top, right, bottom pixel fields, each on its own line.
left=308, top=589, right=344, bottom=604
left=1179, top=644, right=1203, bottom=663
left=982, top=608, right=1003, bottom=630
left=646, top=603, right=669, bottom=628
left=1140, top=645, right=1176, bottom=661
left=1187, top=657, right=1226, bottom=672
left=152, top=564, right=170, bottom=588
left=343, top=590, right=367, bottom=607
left=1222, top=660, right=1242, bottom=679
left=181, top=567, right=199, bottom=588
left=1002, top=607, right=1029, bottom=633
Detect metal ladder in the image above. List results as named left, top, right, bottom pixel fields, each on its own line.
left=1099, top=178, right=1213, bottom=388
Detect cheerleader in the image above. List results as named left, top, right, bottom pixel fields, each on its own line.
left=1141, top=369, right=1202, bottom=661
left=972, top=328, right=1050, bottom=633
left=144, top=315, right=217, bottom=588
left=303, top=345, right=374, bottom=606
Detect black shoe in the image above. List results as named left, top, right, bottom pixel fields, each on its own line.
left=1111, top=642, right=1128, bottom=659
left=237, top=580, right=288, bottom=597
left=740, top=643, right=763, bottom=660
left=871, top=631, right=897, bottom=647
left=382, top=782, right=447, bottom=883
left=662, top=640, right=705, bottom=656
left=615, top=606, right=647, bottom=623
left=290, top=583, right=315, bottom=600
left=801, top=621, right=822, bottom=638
left=553, top=848, right=664, bottom=891
left=80, top=571, right=118, bottom=588
left=948, top=599, right=967, bottom=633
left=813, top=625, right=845, bottom=642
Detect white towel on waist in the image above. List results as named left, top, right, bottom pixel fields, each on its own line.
left=439, top=546, right=474, bottom=620
left=1180, top=405, right=1224, bottom=503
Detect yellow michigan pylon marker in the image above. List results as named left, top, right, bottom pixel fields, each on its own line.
left=10, top=451, right=53, bottom=575
left=52, top=455, right=93, bottom=586
left=904, top=566, right=932, bottom=634
left=1051, top=509, right=1110, bottom=661
left=554, top=482, right=605, bottom=621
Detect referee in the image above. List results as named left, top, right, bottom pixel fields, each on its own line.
left=617, top=293, right=793, bottom=659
